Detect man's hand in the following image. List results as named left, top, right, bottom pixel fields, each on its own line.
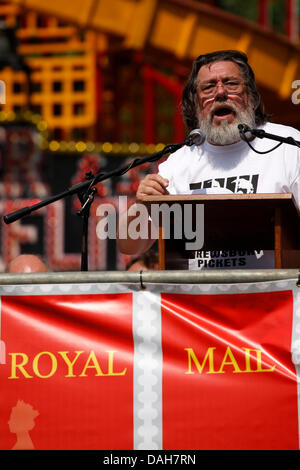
left=117, top=174, right=168, bottom=255
left=136, top=174, right=169, bottom=200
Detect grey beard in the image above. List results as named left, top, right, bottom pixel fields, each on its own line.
left=199, top=108, right=256, bottom=145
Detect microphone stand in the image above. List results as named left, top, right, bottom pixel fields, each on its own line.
left=3, top=142, right=184, bottom=271
left=239, top=125, right=300, bottom=148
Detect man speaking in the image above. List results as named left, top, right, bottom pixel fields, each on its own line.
left=117, top=50, right=300, bottom=268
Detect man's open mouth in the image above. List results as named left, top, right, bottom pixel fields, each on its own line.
left=213, top=106, right=235, bottom=118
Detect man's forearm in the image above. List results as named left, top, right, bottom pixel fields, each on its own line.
left=116, top=202, right=157, bottom=255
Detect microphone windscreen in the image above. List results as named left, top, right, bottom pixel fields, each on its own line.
left=185, top=129, right=205, bottom=146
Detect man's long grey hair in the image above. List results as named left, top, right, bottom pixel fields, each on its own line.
left=182, top=50, right=269, bottom=132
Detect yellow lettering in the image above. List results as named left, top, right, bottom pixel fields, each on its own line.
left=8, top=353, right=33, bottom=379
left=243, top=348, right=276, bottom=373
left=79, top=350, right=104, bottom=377
left=107, top=350, right=127, bottom=376
left=217, top=347, right=242, bottom=374
left=8, top=349, right=128, bottom=379
left=184, top=346, right=276, bottom=376
left=32, top=351, right=57, bottom=378
left=184, top=347, right=216, bottom=374
left=58, top=351, right=84, bottom=377
left=242, top=347, right=256, bottom=372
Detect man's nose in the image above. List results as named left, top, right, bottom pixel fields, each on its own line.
left=214, top=83, right=228, bottom=99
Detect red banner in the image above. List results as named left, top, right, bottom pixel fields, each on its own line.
left=161, top=290, right=298, bottom=450
left=0, top=291, right=134, bottom=450
left=0, top=281, right=299, bottom=450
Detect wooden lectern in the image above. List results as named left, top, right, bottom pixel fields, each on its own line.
left=140, top=193, right=300, bottom=270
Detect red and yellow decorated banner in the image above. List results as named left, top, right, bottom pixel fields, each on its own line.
left=161, top=290, right=298, bottom=450
left=0, top=291, right=134, bottom=450
left=0, top=280, right=299, bottom=450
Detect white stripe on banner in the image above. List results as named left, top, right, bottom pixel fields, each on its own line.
left=133, top=291, right=163, bottom=450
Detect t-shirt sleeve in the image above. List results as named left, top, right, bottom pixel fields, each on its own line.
left=158, top=157, right=176, bottom=194
left=158, top=157, right=172, bottom=179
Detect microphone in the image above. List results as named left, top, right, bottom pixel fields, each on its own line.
left=237, top=124, right=300, bottom=154
left=238, top=123, right=253, bottom=142
left=238, top=123, right=251, bottom=133
left=238, top=124, right=275, bottom=140
left=184, top=129, right=206, bottom=146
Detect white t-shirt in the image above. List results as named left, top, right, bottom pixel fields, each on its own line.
left=158, top=122, right=300, bottom=269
